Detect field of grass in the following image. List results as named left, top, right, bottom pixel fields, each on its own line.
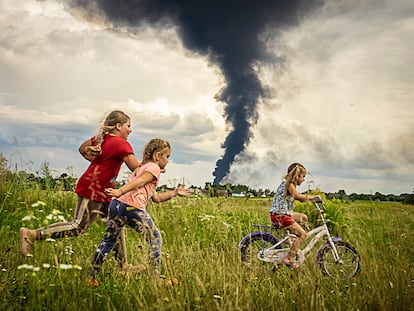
left=1, top=182, right=413, bottom=310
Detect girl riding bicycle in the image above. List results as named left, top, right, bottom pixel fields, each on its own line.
left=269, top=163, right=321, bottom=269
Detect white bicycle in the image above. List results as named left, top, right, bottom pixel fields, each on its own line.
left=238, top=201, right=360, bottom=280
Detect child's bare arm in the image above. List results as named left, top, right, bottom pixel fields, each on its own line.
left=105, top=171, right=154, bottom=197
left=288, top=184, right=321, bottom=202
left=123, top=154, right=141, bottom=171
left=152, top=185, right=193, bottom=203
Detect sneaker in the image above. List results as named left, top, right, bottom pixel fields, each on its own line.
left=86, top=278, right=99, bottom=287
left=161, top=277, right=179, bottom=288
left=20, top=227, right=35, bottom=257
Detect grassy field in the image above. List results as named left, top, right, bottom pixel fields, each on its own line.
left=0, top=183, right=413, bottom=310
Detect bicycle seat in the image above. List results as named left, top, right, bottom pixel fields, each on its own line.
left=252, top=224, right=273, bottom=230
left=271, top=223, right=283, bottom=230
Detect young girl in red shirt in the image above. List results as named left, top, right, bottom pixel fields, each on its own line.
left=20, top=110, right=141, bottom=272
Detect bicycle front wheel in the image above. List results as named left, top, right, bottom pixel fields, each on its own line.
left=317, top=240, right=360, bottom=280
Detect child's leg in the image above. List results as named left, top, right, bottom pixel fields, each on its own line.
left=285, top=222, right=307, bottom=263
left=20, top=197, right=101, bottom=256
left=96, top=204, right=133, bottom=271
left=128, top=209, right=162, bottom=278
left=89, top=202, right=125, bottom=278
left=37, top=197, right=102, bottom=239
left=113, top=227, right=130, bottom=269
left=293, top=212, right=308, bottom=225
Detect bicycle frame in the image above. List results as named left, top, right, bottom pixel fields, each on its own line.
left=239, top=201, right=361, bottom=279
left=313, top=202, right=342, bottom=262
left=243, top=202, right=342, bottom=265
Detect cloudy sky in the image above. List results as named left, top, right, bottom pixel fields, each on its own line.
left=1, top=0, right=413, bottom=195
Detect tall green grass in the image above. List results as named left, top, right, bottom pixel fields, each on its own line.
left=1, top=180, right=413, bottom=310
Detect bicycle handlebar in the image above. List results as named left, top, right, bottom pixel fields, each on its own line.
left=312, top=195, right=323, bottom=203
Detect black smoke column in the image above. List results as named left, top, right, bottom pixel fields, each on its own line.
left=67, top=0, right=323, bottom=184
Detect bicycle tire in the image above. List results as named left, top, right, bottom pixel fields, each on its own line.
left=317, top=240, right=360, bottom=280
left=240, top=233, right=281, bottom=273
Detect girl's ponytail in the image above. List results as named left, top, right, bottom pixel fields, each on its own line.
left=85, top=110, right=130, bottom=158
left=283, top=163, right=306, bottom=199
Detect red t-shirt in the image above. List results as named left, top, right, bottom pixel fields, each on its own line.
left=75, top=135, right=134, bottom=203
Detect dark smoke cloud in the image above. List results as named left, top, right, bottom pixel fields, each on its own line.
left=66, top=0, right=323, bottom=184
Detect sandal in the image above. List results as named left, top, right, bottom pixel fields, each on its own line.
left=283, top=258, right=301, bottom=270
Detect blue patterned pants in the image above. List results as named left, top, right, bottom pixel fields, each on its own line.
left=90, top=200, right=162, bottom=277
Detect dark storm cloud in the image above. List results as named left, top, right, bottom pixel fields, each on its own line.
left=66, top=0, right=324, bottom=184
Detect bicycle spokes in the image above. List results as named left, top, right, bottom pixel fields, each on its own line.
left=317, top=240, right=360, bottom=280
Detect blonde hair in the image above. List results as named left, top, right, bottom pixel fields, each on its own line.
left=142, top=138, right=171, bottom=164
left=284, top=162, right=307, bottom=199
left=85, top=110, right=130, bottom=158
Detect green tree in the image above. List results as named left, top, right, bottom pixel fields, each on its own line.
left=38, top=160, right=54, bottom=190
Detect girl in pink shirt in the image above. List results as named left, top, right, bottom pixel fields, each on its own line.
left=88, top=138, right=192, bottom=284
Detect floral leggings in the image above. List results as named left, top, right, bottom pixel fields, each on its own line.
left=90, top=200, right=162, bottom=277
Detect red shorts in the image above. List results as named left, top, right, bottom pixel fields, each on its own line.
left=270, top=214, right=294, bottom=229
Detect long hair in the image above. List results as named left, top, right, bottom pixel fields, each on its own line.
left=284, top=163, right=307, bottom=199
left=142, top=138, right=171, bottom=164
left=85, top=110, right=130, bottom=158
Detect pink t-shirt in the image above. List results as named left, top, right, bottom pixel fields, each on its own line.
left=118, top=162, right=161, bottom=210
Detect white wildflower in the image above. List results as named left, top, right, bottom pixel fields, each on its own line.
left=222, top=221, right=233, bottom=228
left=199, top=214, right=216, bottom=221
left=31, top=201, right=47, bottom=208
left=22, top=215, right=36, bottom=221
left=64, top=245, right=73, bottom=254
left=58, top=264, right=82, bottom=270
left=18, top=264, right=34, bottom=270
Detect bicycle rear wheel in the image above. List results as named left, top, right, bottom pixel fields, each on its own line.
left=317, top=240, right=360, bottom=280
left=240, top=233, right=281, bottom=273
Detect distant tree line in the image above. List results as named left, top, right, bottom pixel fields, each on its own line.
left=1, top=154, right=413, bottom=204
left=0, top=155, right=77, bottom=191
left=325, top=189, right=414, bottom=205
left=197, top=183, right=414, bottom=205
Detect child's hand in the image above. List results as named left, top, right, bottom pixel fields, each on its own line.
left=176, top=185, right=193, bottom=197
left=105, top=188, right=122, bottom=197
